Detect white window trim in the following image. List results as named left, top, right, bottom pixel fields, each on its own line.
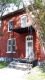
left=6, top=52, right=15, bottom=53
left=8, top=20, right=13, bottom=32
left=21, top=15, right=27, bottom=28
left=6, top=38, right=16, bottom=53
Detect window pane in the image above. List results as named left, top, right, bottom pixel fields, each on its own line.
left=8, top=46, right=11, bottom=51
left=8, top=21, right=13, bottom=31
left=13, top=46, right=15, bottom=52
left=8, top=40, right=11, bottom=45
left=22, top=18, right=26, bottom=26
left=7, top=38, right=16, bottom=52
left=11, top=39, right=15, bottom=45
left=9, top=21, right=13, bottom=27
left=28, top=42, right=32, bottom=47
left=21, top=16, right=26, bottom=27
left=9, top=26, right=12, bottom=31
left=13, top=39, right=15, bottom=45
left=27, top=36, right=33, bottom=40
left=27, top=37, right=30, bottom=40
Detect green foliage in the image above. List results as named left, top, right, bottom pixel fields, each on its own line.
left=0, top=61, right=9, bottom=68
left=0, top=0, right=22, bottom=8
left=34, top=0, right=43, bottom=9
left=28, top=6, right=33, bottom=11
left=6, top=0, right=22, bottom=6
left=31, top=0, right=45, bottom=42
left=6, top=0, right=17, bottom=3
left=36, top=9, right=45, bottom=39
left=24, top=64, right=45, bottom=80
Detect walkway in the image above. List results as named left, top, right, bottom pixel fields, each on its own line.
left=0, top=67, right=28, bottom=80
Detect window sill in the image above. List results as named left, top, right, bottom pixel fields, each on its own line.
left=7, top=31, right=12, bottom=32
left=6, top=52, right=16, bottom=53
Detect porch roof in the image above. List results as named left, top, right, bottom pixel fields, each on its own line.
left=11, top=26, right=35, bottom=34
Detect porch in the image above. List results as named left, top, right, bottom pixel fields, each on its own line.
left=12, top=58, right=38, bottom=66
left=11, top=26, right=36, bottom=63
left=7, top=58, right=37, bottom=70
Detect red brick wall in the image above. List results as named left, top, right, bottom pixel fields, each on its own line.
left=35, top=35, right=41, bottom=61
left=0, top=12, right=45, bottom=61
left=0, top=32, right=36, bottom=58
left=0, top=30, right=44, bottom=61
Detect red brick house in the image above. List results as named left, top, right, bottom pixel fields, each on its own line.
left=0, top=8, right=45, bottom=63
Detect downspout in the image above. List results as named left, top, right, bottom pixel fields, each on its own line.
left=11, top=31, right=14, bottom=61
left=30, top=26, right=32, bottom=35
left=28, top=26, right=30, bottom=61
left=10, top=26, right=14, bottom=61
left=27, top=26, right=32, bottom=62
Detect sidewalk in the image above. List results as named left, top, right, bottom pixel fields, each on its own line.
left=0, top=67, right=28, bottom=80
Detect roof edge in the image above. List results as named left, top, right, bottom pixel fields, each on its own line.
left=0, top=8, right=26, bottom=20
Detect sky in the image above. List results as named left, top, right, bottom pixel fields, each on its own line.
left=0, top=0, right=45, bottom=16
left=0, top=0, right=34, bottom=16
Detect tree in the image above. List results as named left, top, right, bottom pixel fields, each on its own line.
left=24, top=0, right=45, bottom=46
left=0, top=0, right=22, bottom=15
left=0, top=0, right=22, bottom=36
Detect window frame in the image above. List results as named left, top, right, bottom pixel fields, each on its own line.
left=6, top=38, right=16, bottom=53
left=8, top=20, right=13, bottom=32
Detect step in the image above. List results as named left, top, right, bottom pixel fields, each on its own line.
left=7, top=61, right=33, bottom=70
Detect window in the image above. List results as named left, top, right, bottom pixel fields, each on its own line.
left=28, top=42, right=32, bottom=47
left=7, top=38, right=16, bottom=53
left=21, top=16, right=27, bottom=28
left=27, top=36, right=33, bottom=40
left=8, top=20, right=13, bottom=32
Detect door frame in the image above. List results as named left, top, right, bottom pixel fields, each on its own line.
left=25, top=35, right=34, bottom=58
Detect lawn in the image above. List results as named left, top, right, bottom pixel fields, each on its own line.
left=23, top=62, right=45, bottom=80
left=0, top=61, right=9, bottom=68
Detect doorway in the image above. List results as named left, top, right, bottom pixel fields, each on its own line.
left=26, top=35, right=34, bottom=59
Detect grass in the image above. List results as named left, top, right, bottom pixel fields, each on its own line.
left=23, top=63, right=45, bottom=80
left=0, top=61, right=9, bottom=68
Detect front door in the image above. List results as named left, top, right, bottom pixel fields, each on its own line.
left=26, top=35, right=34, bottom=59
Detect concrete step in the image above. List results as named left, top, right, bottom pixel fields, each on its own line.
left=7, top=61, right=33, bottom=70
